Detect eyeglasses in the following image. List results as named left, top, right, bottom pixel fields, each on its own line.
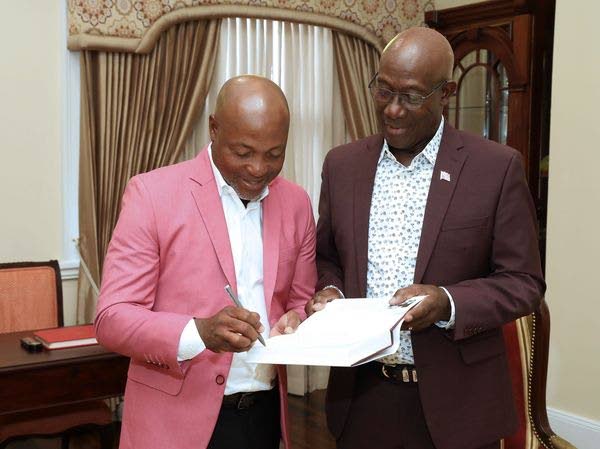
left=368, top=73, right=448, bottom=109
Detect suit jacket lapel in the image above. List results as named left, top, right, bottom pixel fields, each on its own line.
left=189, top=149, right=237, bottom=291
left=262, top=181, right=281, bottom=317
left=354, top=135, right=384, bottom=298
left=414, top=124, right=467, bottom=284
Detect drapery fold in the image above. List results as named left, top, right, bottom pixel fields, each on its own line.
left=76, top=20, right=221, bottom=322
left=333, top=32, right=380, bottom=140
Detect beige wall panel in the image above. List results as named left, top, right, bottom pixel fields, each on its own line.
left=545, top=0, right=600, bottom=422
left=0, top=2, right=63, bottom=262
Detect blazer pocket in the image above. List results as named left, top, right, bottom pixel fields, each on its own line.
left=441, top=215, right=489, bottom=231
left=459, top=329, right=506, bottom=365
left=127, top=358, right=185, bottom=396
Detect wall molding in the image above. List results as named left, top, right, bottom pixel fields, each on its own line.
left=59, top=259, right=80, bottom=281
left=548, top=407, right=600, bottom=449
left=61, top=0, right=81, bottom=275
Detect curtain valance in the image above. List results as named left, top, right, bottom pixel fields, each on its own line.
left=68, top=0, right=434, bottom=54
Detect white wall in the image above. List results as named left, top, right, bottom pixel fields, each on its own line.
left=545, top=0, right=600, bottom=439
left=0, top=1, right=78, bottom=325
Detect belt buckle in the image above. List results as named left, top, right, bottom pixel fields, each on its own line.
left=381, top=364, right=417, bottom=383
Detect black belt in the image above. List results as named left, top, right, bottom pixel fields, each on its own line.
left=221, top=389, right=275, bottom=410
left=376, top=363, right=418, bottom=384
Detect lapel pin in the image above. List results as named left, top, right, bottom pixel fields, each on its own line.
left=440, top=171, right=451, bottom=182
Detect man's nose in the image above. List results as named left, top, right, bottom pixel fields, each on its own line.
left=247, top=159, right=268, bottom=177
left=384, top=96, right=407, bottom=120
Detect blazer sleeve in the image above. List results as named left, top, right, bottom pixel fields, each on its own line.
left=315, top=153, right=345, bottom=292
left=285, top=190, right=317, bottom=321
left=94, top=176, right=192, bottom=373
left=445, top=153, right=546, bottom=340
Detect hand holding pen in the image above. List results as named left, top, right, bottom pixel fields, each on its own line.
left=192, top=286, right=265, bottom=353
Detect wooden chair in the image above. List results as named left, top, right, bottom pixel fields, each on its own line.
left=502, top=298, right=576, bottom=449
left=0, top=260, right=114, bottom=449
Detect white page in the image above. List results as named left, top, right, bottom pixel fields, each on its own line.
left=246, top=295, right=425, bottom=367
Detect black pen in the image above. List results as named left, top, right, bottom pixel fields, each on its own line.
left=224, top=285, right=267, bottom=346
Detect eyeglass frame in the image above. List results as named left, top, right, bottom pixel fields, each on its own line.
left=368, top=72, right=450, bottom=109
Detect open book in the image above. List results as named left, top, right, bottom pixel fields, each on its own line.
left=246, top=296, right=425, bottom=367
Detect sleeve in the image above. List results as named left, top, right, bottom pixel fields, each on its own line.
left=315, top=154, right=345, bottom=292
left=284, top=190, right=318, bottom=321
left=444, top=153, right=546, bottom=340
left=94, top=176, right=193, bottom=373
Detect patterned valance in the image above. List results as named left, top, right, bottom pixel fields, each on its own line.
left=68, top=0, right=435, bottom=53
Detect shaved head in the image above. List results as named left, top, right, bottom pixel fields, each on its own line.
left=214, top=75, right=289, bottom=126
left=372, top=27, right=456, bottom=163
left=209, top=75, right=290, bottom=202
left=382, top=27, right=455, bottom=84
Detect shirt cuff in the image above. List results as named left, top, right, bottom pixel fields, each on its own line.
left=177, top=319, right=206, bottom=361
left=435, top=287, right=456, bottom=330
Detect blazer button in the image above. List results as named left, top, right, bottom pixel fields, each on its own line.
left=216, top=375, right=225, bottom=385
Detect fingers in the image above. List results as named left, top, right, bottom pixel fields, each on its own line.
left=398, top=285, right=450, bottom=331
left=306, top=287, right=342, bottom=316
left=270, top=311, right=301, bottom=337
left=197, top=306, right=265, bottom=353
left=390, top=285, right=422, bottom=306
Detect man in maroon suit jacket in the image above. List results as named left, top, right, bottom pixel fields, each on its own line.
left=306, top=27, right=545, bottom=449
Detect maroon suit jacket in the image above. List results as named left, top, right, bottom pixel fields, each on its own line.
left=316, top=124, right=545, bottom=449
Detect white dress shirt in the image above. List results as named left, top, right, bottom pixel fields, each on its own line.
left=366, top=117, right=455, bottom=365
left=177, top=143, right=275, bottom=394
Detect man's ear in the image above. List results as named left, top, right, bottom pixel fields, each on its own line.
left=208, top=115, right=218, bottom=142
left=441, top=81, right=457, bottom=106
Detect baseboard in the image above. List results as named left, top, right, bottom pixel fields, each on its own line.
left=59, top=259, right=80, bottom=280
left=547, top=407, right=600, bottom=449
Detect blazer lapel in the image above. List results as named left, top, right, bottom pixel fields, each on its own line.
left=189, top=149, right=237, bottom=291
left=262, top=181, right=281, bottom=317
left=354, top=135, right=384, bottom=298
left=414, top=124, right=467, bottom=284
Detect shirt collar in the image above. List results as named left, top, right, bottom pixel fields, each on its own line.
left=207, top=142, right=269, bottom=203
left=379, top=116, right=445, bottom=167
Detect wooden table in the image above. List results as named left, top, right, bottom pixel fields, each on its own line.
left=0, top=330, right=129, bottom=415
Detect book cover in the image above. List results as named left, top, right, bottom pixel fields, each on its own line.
left=33, top=324, right=98, bottom=350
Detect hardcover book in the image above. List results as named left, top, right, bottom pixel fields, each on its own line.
left=33, top=324, right=98, bottom=350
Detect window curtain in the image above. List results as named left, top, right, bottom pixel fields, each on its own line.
left=182, top=18, right=349, bottom=392
left=77, top=20, right=221, bottom=322
left=333, top=32, right=380, bottom=140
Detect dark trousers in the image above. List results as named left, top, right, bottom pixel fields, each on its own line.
left=207, top=388, right=280, bottom=449
left=337, top=363, right=500, bottom=449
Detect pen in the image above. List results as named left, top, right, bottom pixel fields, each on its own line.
left=224, top=285, right=267, bottom=347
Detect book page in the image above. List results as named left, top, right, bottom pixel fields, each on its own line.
left=246, top=295, right=425, bottom=367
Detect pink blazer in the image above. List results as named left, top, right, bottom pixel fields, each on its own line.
left=95, top=147, right=317, bottom=449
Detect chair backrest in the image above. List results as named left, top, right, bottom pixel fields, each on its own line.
left=0, top=260, right=63, bottom=334
left=501, top=298, right=576, bottom=449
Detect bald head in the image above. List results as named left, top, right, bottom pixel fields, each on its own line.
left=214, top=75, right=289, bottom=126
left=382, top=27, right=454, bottom=85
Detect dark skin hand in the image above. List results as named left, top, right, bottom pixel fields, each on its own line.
left=390, top=284, right=451, bottom=331
left=194, top=306, right=264, bottom=353
left=305, top=287, right=343, bottom=316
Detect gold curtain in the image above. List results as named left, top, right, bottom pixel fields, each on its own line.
left=332, top=32, right=380, bottom=140
left=77, top=20, right=221, bottom=322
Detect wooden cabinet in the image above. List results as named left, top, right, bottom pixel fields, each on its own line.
left=426, top=0, right=554, bottom=264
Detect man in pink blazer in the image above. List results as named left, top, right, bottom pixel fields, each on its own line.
left=95, top=76, right=317, bottom=449
left=307, top=28, right=545, bottom=449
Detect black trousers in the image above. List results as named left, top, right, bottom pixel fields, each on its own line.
left=337, top=363, right=500, bottom=449
left=207, top=388, right=280, bottom=449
